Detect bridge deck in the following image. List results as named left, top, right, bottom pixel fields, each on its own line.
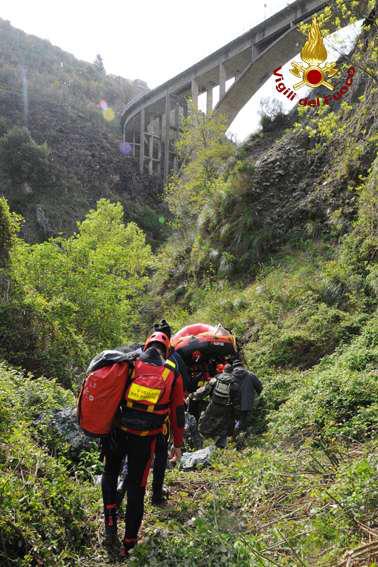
left=121, top=0, right=326, bottom=127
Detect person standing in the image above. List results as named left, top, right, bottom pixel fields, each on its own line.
left=197, top=359, right=262, bottom=449
left=114, top=321, right=190, bottom=509
left=229, top=359, right=263, bottom=448
left=101, top=331, right=185, bottom=559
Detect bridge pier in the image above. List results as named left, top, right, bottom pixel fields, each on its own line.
left=191, top=79, right=199, bottom=111
left=183, top=99, right=188, bottom=119
left=163, top=93, right=171, bottom=184
left=206, top=86, right=213, bottom=114
left=148, top=131, right=154, bottom=175
left=132, top=130, right=136, bottom=158
left=173, top=105, right=180, bottom=172
left=130, top=97, right=183, bottom=180
left=219, top=63, right=226, bottom=98
left=122, top=0, right=340, bottom=182
left=157, top=116, right=162, bottom=177
left=139, top=108, right=145, bottom=174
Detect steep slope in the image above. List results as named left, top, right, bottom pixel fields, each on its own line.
left=151, top=14, right=377, bottom=383
left=0, top=6, right=376, bottom=567
left=198, top=71, right=376, bottom=283
left=150, top=20, right=376, bottom=302
left=0, top=19, right=166, bottom=243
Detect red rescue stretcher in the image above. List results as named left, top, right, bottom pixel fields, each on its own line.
left=171, top=323, right=237, bottom=364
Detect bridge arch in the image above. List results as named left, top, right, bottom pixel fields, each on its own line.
left=121, top=0, right=366, bottom=182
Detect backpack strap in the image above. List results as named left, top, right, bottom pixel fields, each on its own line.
left=125, top=359, right=177, bottom=413
left=125, top=400, right=170, bottom=412
left=163, top=359, right=176, bottom=380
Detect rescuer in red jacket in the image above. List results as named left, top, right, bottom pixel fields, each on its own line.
left=101, top=331, right=185, bottom=559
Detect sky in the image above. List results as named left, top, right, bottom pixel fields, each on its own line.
left=0, top=0, right=359, bottom=141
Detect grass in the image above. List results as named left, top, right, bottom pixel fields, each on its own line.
left=79, top=437, right=377, bottom=566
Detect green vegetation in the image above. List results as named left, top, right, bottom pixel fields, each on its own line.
left=165, top=107, right=235, bottom=239
left=0, top=363, right=99, bottom=566
left=0, top=196, right=21, bottom=269
left=124, top=440, right=377, bottom=566
left=0, top=2, right=377, bottom=565
left=0, top=18, right=167, bottom=245
left=0, top=126, right=51, bottom=187
left=0, top=199, right=153, bottom=386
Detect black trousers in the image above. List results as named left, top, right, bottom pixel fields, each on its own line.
left=101, top=430, right=156, bottom=545
left=115, top=430, right=169, bottom=505
left=152, top=431, right=169, bottom=498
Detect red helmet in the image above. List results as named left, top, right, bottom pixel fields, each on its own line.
left=216, top=363, right=225, bottom=373
left=144, top=331, right=170, bottom=353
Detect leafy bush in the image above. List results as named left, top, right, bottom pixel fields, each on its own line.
left=0, top=126, right=51, bottom=187
left=269, top=316, right=378, bottom=442
left=0, top=363, right=98, bottom=565
left=3, top=198, right=153, bottom=385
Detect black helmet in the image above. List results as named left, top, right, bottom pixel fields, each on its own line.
left=153, top=319, right=172, bottom=339
left=232, top=359, right=243, bottom=368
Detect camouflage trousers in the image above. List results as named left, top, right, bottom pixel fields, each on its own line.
left=198, top=402, right=250, bottom=450
left=198, top=401, right=235, bottom=440
left=184, top=412, right=203, bottom=450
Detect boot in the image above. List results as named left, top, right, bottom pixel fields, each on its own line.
left=235, top=431, right=248, bottom=451
left=151, top=485, right=169, bottom=506
left=120, top=537, right=137, bottom=559
left=215, top=434, right=227, bottom=449
left=103, top=503, right=118, bottom=545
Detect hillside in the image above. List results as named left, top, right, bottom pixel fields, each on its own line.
left=0, top=19, right=166, bottom=244
left=0, top=2, right=377, bottom=566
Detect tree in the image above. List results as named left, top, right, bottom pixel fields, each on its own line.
left=11, top=199, right=153, bottom=383
left=0, top=197, right=21, bottom=269
left=0, top=197, right=22, bottom=305
left=165, top=106, right=235, bottom=236
left=94, top=54, right=106, bottom=75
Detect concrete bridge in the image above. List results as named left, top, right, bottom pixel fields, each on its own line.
left=120, top=0, right=338, bottom=182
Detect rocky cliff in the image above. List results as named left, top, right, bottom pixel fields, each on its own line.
left=0, top=18, right=166, bottom=244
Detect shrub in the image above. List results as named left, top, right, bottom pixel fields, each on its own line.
left=269, top=316, right=378, bottom=442
left=0, top=363, right=98, bottom=565
left=4, top=198, right=153, bottom=385
left=0, top=126, right=51, bottom=187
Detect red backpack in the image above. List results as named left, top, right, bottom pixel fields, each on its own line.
left=121, top=358, right=177, bottom=432
left=77, top=350, right=135, bottom=437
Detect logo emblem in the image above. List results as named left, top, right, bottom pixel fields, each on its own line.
left=290, top=17, right=338, bottom=91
